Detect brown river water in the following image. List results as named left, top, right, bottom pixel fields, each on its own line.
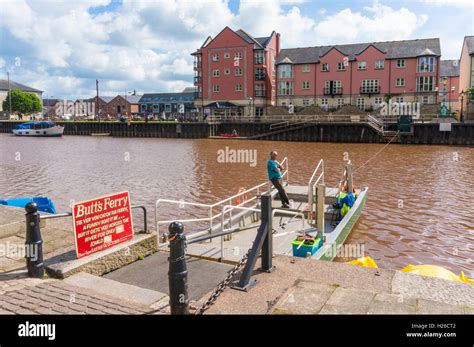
left=0, top=134, right=472, bottom=276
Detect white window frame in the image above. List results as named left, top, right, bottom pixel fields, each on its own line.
left=302, top=64, right=310, bottom=72
left=358, top=61, right=367, bottom=70
left=278, top=64, right=293, bottom=78
left=224, top=52, right=230, bottom=59
left=212, top=53, right=219, bottom=61
left=396, top=78, right=405, bottom=87
left=337, top=62, right=346, bottom=71
left=396, top=97, right=404, bottom=103
left=235, top=67, right=243, bottom=76
left=361, top=79, right=379, bottom=93
left=213, top=69, right=220, bottom=77
left=235, top=84, right=243, bottom=92
left=337, top=98, right=344, bottom=107
left=418, top=56, right=435, bottom=73
left=303, top=99, right=310, bottom=106
left=235, top=52, right=242, bottom=59
left=302, top=81, right=310, bottom=90
left=321, top=98, right=328, bottom=105
left=416, top=76, right=435, bottom=92
left=397, top=59, right=405, bottom=68
left=224, top=68, right=230, bottom=75
left=321, top=63, right=329, bottom=72
left=356, top=98, right=365, bottom=110
left=374, top=97, right=383, bottom=106
left=213, top=84, right=220, bottom=93
left=375, top=60, right=384, bottom=69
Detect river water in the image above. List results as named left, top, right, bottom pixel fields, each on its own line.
left=0, top=134, right=472, bottom=276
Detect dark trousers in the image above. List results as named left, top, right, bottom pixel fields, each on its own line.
left=271, top=178, right=290, bottom=206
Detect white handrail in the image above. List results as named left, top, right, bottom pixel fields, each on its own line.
left=155, top=157, right=288, bottom=244
left=272, top=209, right=305, bottom=229
left=307, top=159, right=324, bottom=225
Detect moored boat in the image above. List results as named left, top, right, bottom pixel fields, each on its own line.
left=12, top=121, right=64, bottom=137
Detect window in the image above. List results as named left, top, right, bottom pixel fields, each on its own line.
left=153, top=104, right=159, bottom=111
left=165, top=104, right=172, bottom=113
left=213, top=69, right=220, bottom=77
left=255, top=68, right=265, bottom=81
left=212, top=53, right=219, bottom=61
left=337, top=98, right=345, bottom=108
left=324, top=80, right=342, bottom=94
left=358, top=61, right=366, bottom=70
left=235, top=67, right=243, bottom=76
left=303, top=99, right=310, bottom=106
left=374, top=97, right=383, bottom=105
left=321, top=63, right=329, bottom=72
left=278, top=81, right=294, bottom=95
left=321, top=98, right=328, bottom=108
left=224, top=69, right=230, bottom=75
left=235, top=84, right=243, bottom=92
left=416, top=76, right=435, bottom=92
left=255, top=51, right=264, bottom=65
left=302, top=81, right=310, bottom=89
left=278, top=64, right=293, bottom=78
left=422, top=95, right=430, bottom=104
left=224, top=52, right=230, bottom=59
left=375, top=60, right=384, bottom=69
left=397, top=59, right=405, bottom=68
left=255, top=107, right=264, bottom=116
left=302, top=64, right=310, bottom=72
left=213, top=85, right=219, bottom=93
left=418, top=56, right=435, bottom=72
left=337, top=62, right=346, bottom=71
left=361, top=79, right=379, bottom=93
left=235, top=52, right=242, bottom=59
left=396, top=78, right=405, bottom=87
left=356, top=98, right=365, bottom=110
left=396, top=97, right=404, bottom=103
left=255, top=84, right=265, bottom=97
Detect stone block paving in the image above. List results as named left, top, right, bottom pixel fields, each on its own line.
left=0, top=273, right=164, bottom=315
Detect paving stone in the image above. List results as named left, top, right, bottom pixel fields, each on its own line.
left=319, top=287, right=375, bottom=314
left=416, top=299, right=468, bottom=314
left=367, top=293, right=417, bottom=314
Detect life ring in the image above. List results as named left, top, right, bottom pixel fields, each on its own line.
left=235, top=187, right=248, bottom=205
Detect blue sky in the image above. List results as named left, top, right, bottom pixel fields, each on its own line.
left=0, top=0, right=472, bottom=99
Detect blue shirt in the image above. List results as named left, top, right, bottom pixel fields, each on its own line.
left=267, top=160, right=282, bottom=180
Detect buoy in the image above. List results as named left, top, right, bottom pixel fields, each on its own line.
left=345, top=256, right=379, bottom=268
left=400, top=264, right=474, bottom=284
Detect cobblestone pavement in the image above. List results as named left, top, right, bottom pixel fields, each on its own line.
left=0, top=269, right=164, bottom=315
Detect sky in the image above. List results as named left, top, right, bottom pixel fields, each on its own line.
left=0, top=0, right=473, bottom=99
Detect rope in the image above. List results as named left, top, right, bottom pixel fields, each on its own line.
left=353, top=131, right=400, bottom=174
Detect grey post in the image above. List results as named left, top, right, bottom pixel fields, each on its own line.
left=168, top=222, right=189, bottom=314
left=25, top=202, right=44, bottom=278
left=234, top=193, right=274, bottom=291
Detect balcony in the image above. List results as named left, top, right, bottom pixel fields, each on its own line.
left=360, top=86, right=380, bottom=96
left=193, top=61, right=202, bottom=70
left=323, top=87, right=343, bottom=96
left=193, top=76, right=201, bottom=85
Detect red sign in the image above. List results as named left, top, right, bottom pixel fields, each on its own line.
left=72, top=191, right=134, bottom=258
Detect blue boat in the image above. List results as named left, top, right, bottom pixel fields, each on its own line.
left=12, top=121, right=64, bottom=137
left=0, top=196, right=57, bottom=214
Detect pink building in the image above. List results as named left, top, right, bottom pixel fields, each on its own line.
left=192, top=27, right=280, bottom=116
left=438, top=60, right=460, bottom=112
left=459, top=36, right=474, bottom=120
left=275, top=38, right=441, bottom=111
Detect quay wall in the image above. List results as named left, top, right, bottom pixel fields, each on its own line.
left=0, top=121, right=473, bottom=145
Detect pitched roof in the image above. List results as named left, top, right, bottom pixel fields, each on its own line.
left=139, top=92, right=195, bottom=103
left=463, top=36, right=474, bottom=55
left=276, top=38, right=441, bottom=64
left=0, top=79, right=43, bottom=93
left=116, top=94, right=142, bottom=104
left=440, top=60, right=460, bottom=77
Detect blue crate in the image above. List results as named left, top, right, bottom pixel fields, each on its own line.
left=292, top=237, right=322, bottom=258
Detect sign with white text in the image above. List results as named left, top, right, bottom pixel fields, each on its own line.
left=72, top=191, right=133, bottom=258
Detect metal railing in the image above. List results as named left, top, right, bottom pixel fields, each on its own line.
left=307, top=159, right=325, bottom=226
left=155, top=157, right=289, bottom=245
left=40, top=205, right=149, bottom=233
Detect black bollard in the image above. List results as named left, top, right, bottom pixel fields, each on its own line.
left=25, top=202, right=44, bottom=278
left=168, top=222, right=189, bottom=315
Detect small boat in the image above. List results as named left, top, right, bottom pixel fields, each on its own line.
left=219, top=133, right=240, bottom=138
left=12, top=121, right=64, bottom=137
left=91, top=133, right=111, bottom=136
left=0, top=196, right=57, bottom=214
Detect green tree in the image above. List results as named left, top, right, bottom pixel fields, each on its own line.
left=2, top=89, right=42, bottom=115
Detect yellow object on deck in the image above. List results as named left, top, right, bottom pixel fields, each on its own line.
left=345, top=256, right=379, bottom=268
left=400, top=265, right=474, bottom=284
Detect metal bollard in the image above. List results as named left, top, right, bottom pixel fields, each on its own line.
left=168, top=222, right=189, bottom=315
left=25, top=202, right=44, bottom=278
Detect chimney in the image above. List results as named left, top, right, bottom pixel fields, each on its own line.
left=276, top=33, right=281, bottom=54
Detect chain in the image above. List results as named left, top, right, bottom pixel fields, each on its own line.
left=194, top=249, right=251, bottom=315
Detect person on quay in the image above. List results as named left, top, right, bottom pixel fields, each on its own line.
left=267, top=151, right=290, bottom=208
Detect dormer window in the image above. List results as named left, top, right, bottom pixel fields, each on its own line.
left=418, top=56, right=435, bottom=72
left=278, top=64, right=293, bottom=78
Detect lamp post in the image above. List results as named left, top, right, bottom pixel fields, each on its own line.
left=440, top=77, right=448, bottom=117
left=460, top=90, right=464, bottom=123
left=248, top=96, right=253, bottom=117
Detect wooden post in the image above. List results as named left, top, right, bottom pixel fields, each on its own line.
left=346, top=162, right=353, bottom=193
left=317, top=184, right=325, bottom=241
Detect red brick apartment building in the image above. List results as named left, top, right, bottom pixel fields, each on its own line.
left=274, top=38, right=441, bottom=111
left=192, top=27, right=280, bottom=116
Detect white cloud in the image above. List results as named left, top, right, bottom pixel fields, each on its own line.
left=422, top=0, right=474, bottom=8
left=314, top=3, right=428, bottom=44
